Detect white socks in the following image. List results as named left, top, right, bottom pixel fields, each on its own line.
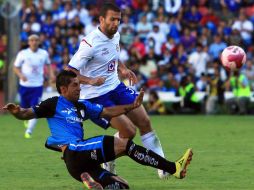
left=25, top=118, right=37, bottom=134
left=141, top=131, right=165, bottom=158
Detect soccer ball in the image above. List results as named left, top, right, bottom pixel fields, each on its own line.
left=220, top=45, right=246, bottom=71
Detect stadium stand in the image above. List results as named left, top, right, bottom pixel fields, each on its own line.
left=12, top=0, right=254, bottom=114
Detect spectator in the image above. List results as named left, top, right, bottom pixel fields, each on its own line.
left=147, top=24, right=167, bottom=55
left=174, top=76, right=201, bottom=114
left=231, top=11, right=254, bottom=47
left=228, top=28, right=242, bottom=46
left=68, top=35, right=79, bottom=56
left=140, top=48, right=161, bottom=78
left=146, top=90, right=166, bottom=115
left=130, top=36, right=146, bottom=59
left=154, top=14, right=169, bottom=36
left=146, top=70, right=162, bottom=90
left=242, top=59, right=254, bottom=90
left=206, top=69, right=225, bottom=114
left=71, top=15, right=85, bottom=35
left=188, top=43, right=210, bottom=79
left=58, top=2, right=78, bottom=21
left=168, top=16, right=182, bottom=43
left=220, top=0, right=241, bottom=13
left=41, top=14, right=55, bottom=38
left=180, top=27, right=197, bottom=53
left=198, top=27, right=213, bottom=47
left=183, top=5, right=202, bottom=30
left=85, top=17, right=98, bottom=35
left=162, top=72, right=179, bottom=93
left=174, top=64, right=186, bottom=84
left=225, top=70, right=251, bottom=115
left=196, top=73, right=208, bottom=92
left=119, top=43, right=129, bottom=64
left=200, top=7, right=220, bottom=30
left=208, top=34, right=227, bottom=60
left=135, top=14, right=153, bottom=41
left=76, top=2, right=90, bottom=26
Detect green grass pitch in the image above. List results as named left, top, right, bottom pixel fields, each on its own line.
left=1, top=114, right=254, bottom=189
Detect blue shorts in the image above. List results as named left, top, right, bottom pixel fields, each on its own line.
left=19, top=85, right=43, bottom=108
left=87, top=82, right=138, bottom=107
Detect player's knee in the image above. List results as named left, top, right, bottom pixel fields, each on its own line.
left=136, top=115, right=152, bottom=134
left=114, top=137, right=129, bottom=155
left=127, top=126, right=136, bottom=139
left=118, top=125, right=136, bottom=139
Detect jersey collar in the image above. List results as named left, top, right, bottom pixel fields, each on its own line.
left=96, top=27, right=112, bottom=41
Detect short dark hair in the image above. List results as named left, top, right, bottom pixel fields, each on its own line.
left=99, top=3, right=121, bottom=17
left=56, top=70, right=77, bottom=94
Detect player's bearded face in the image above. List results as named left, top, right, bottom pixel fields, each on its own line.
left=103, top=10, right=121, bottom=36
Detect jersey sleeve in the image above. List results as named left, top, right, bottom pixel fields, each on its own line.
left=14, top=51, right=24, bottom=67
left=32, top=97, right=58, bottom=118
left=90, top=117, right=111, bottom=130
left=68, top=41, right=93, bottom=70
left=80, top=100, right=103, bottom=120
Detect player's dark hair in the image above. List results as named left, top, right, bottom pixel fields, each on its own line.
left=99, top=3, right=121, bottom=17
left=56, top=70, right=77, bottom=94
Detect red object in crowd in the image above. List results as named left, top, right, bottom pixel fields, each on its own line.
left=200, top=12, right=220, bottom=26
left=130, top=41, right=146, bottom=58
left=131, top=0, right=148, bottom=10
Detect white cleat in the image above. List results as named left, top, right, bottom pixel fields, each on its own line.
left=158, top=170, right=170, bottom=179
left=102, top=160, right=116, bottom=174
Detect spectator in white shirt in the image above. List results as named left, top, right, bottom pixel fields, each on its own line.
left=146, top=24, right=167, bottom=56
left=232, top=11, right=254, bottom=46
left=136, top=15, right=153, bottom=41
left=58, top=2, right=78, bottom=21
left=188, top=43, right=210, bottom=78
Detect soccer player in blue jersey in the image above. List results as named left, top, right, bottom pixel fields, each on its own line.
left=3, top=70, right=193, bottom=189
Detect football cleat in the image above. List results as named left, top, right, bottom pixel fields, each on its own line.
left=173, top=148, right=193, bottom=179
left=102, top=160, right=116, bottom=174
left=158, top=170, right=170, bottom=179
left=24, top=132, right=32, bottom=139
left=80, top=172, right=103, bottom=190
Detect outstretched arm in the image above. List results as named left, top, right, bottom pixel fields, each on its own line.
left=2, top=103, right=36, bottom=120
left=101, top=89, right=144, bottom=119
left=66, top=67, right=106, bottom=86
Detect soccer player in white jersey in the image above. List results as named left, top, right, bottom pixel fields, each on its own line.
left=13, top=34, right=54, bottom=138
left=67, top=3, right=192, bottom=179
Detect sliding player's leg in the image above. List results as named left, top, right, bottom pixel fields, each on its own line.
left=126, top=105, right=169, bottom=178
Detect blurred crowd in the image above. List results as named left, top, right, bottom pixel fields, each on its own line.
left=2, top=0, right=254, bottom=114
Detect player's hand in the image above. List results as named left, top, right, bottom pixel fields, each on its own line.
left=2, top=103, right=21, bottom=114
left=121, top=69, right=138, bottom=86
left=20, top=75, right=27, bottom=82
left=133, top=88, right=144, bottom=108
left=90, top=77, right=106, bottom=86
